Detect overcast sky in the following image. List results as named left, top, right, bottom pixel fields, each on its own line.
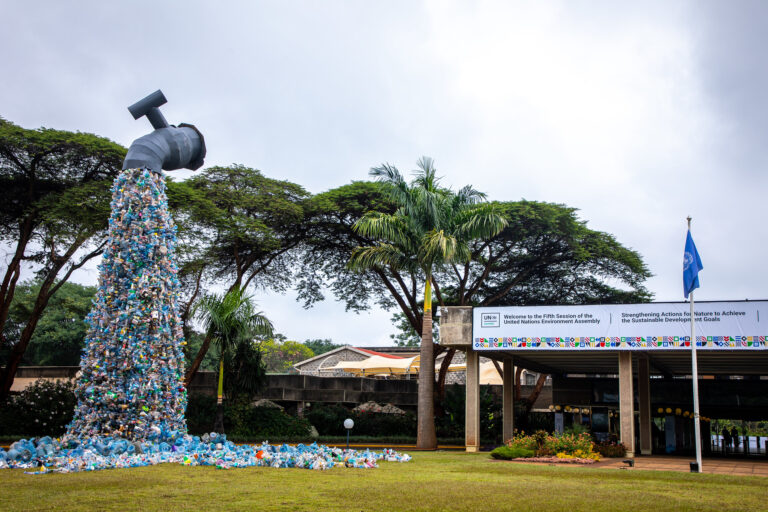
left=2, top=1, right=767, bottom=346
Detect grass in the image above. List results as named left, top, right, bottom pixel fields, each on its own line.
left=2, top=452, right=766, bottom=512
left=1, top=435, right=469, bottom=446
left=225, top=435, right=467, bottom=446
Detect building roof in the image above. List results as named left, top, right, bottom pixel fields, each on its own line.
left=292, top=345, right=403, bottom=369
left=355, top=348, right=404, bottom=359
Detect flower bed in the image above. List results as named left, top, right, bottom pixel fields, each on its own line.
left=492, top=430, right=601, bottom=462
left=594, top=440, right=627, bottom=458
left=512, top=455, right=597, bottom=464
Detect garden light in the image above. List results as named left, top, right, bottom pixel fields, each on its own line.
left=344, top=418, right=354, bottom=449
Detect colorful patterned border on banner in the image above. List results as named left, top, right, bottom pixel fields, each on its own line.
left=473, top=335, right=768, bottom=349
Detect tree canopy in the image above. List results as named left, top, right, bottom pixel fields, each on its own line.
left=0, top=280, right=96, bottom=366
left=257, top=335, right=315, bottom=373
left=175, top=165, right=309, bottom=293
left=0, top=118, right=125, bottom=399
left=296, top=172, right=652, bottom=436
left=435, top=200, right=652, bottom=307
left=172, top=165, right=309, bottom=383
left=300, top=195, right=651, bottom=316
left=302, top=338, right=340, bottom=356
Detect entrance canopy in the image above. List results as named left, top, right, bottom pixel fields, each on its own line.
left=328, top=355, right=502, bottom=383
left=479, top=349, right=768, bottom=377
left=329, top=355, right=419, bottom=376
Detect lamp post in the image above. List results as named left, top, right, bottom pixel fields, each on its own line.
left=344, top=418, right=354, bottom=450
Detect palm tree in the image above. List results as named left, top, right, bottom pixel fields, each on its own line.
left=193, top=287, right=272, bottom=433
left=348, top=157, right=507, bottom=449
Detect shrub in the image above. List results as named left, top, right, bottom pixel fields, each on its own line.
left=595, top=440, right=627, bottom=458
left=0, top=379, right=76, bottom=436
left=506, top=430, right=599, bottom=459
left=185, top=393, right=218, bottom=434
left=490, top=445, right=535, bottom=460
left=546, top=432, right=594, bottom=455
left=186, top=394, right=312, bottom=438
left=305, top=403, right=350, bottom=435
left=565, top=423, right=590, bottom=435
left=306, top=403, right=416, bottom=437
left=350, top=409, right=416, bottom=437
left=507, top=430, right=538, bottom=451
left=226, top=399, right=312, bottom=438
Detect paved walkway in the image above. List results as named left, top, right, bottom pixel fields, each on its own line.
left=592, top=456, right=768, bottom=477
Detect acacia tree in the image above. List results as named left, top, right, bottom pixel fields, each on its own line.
left=298, top=178, right=652, bottom=421
left=177, top=165, right=309, bottom=385
left=435, top=200, right=651, bottom=307
left=0, top=280, right=96, bottom=366
left=348, top=158, right=506, bottom=449
left=0, top=118, right=125, bottom=399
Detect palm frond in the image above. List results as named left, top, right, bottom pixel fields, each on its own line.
left=348, top=243, right=413, bottom=272
left=194, top=286, right=273, bottom=355
left=455, top=184, right=487, bottom=206
left=353, top=211, right=415, bottom=249
left=370, top=163, right=404, bottom=185
left=419, top=229, right=463, bottom=264
left=453, top=205, right=508, bottom=241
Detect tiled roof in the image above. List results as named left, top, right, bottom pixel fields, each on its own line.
left=355, top=347, right=404, bottom=359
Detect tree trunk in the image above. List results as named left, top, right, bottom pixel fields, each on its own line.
left=417, top=278, right=437, bottom=449
left=525, top=374, right=548, bottom=413
left=0, top=271, right=58, bottom=399
left=436, top=347, right=455, bottom=403
left=514, top=366, right=523, bottom=400
left=213, top=358, right=225, bottom=433
left=185, top=332, right=213, bottom=387
left=0, top=215, right=35, bottom=339
left=0, top=235, right=99, bottom=400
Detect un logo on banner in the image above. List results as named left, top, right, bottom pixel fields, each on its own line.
left=481, top=313, right=500, bottom=327
left=683, top=251, right=694, bottom=271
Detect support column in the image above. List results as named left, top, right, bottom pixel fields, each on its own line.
left=638, top=355, right=652, bottom=455
left=465, top=349, right=481, bottom=452
left=618, top=352, right=635, bottom=458
left=502, top=357, right=514, bottom=443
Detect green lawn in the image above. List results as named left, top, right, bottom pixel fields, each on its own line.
left=2, top=452, right=765, bottom=512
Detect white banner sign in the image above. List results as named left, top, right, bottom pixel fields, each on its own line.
left=473, top=301, right=768, bottom=351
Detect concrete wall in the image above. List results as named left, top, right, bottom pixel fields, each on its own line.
left=16, top=366, right=79, bottom=378
left=12, top=366, right=551, bottom=410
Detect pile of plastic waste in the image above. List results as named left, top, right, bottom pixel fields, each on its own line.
left=0, top=433, right=411, bottom=473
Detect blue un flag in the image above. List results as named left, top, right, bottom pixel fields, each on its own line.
left=683, top=230, right=703, bottom=298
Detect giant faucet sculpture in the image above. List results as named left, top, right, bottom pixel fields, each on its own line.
left=123, top=89, right=206, bottom=172
left=0, top=92, right=414, bottom=473
left=65, top=91, right=205, bottom=441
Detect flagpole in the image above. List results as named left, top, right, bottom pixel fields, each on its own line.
left=688, top=216, right=703, bottom=473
